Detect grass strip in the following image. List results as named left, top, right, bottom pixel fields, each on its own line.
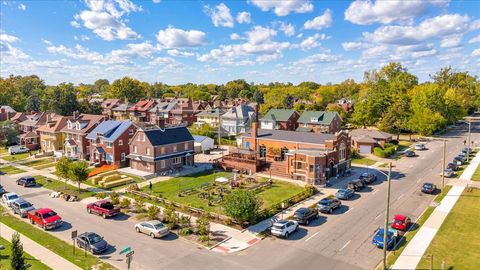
left=35, top=175, right=95, bottom=200
left=0, top=236, right=52, bottom=270
left=0, top=165, right=26, bottom=175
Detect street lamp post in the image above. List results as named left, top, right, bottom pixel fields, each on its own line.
left=383, top=162, right=392, bottom=270
left=467, top=121, right=471, bottom=162
left=442, top=139, right=446, bottom=195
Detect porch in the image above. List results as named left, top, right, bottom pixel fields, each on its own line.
left=19, top=132, right=39, bottom=150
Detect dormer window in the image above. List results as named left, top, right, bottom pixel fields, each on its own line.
left=310, top=117, right=318, bottom=123
left=67, top=121, right=72, bottom=129
left=76, top=122, right=81, bottom=130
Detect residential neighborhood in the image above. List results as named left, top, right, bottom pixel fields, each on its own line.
left=1, top=1, right=480, bottom=270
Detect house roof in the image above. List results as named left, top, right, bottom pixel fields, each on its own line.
left=0, top=105, right=15, bottom=113
left=19, top=131, right=39, bottom=138
left=296, top=127, right=313, bottom=132
left=286, top=149, right=329, bottom=157
left=222, top=104, right=254, bottom=120
left=10, top=112, right=28, bottom=122
left=112, top=103, right=133, bottom=112
left=196, top=108, right=224, bottom=117
left=143, top=126, right=194, bottom=146
left=193, top=135, right=213, bottom=143
left=244, top=129, right=336, bottom=145
left=19, top=112, right=55, bottom=127
left=350, top=129, right=392, bottom=140
left=260, top=109, right=298, bottom=122
left=37, top=116, right=72, bottom=133
left=86, top=120, right=134, bottom=142
left=61, top=114, right=105, bottom=134
left=297, top=111, right=340, bottom=125
left=149, top=101, right=177, bottom=113
left=128, top=100, right=155, bottom=112
left=101, top=99, right=120, bottom=109
left=353, top=135, right=376, bottom=144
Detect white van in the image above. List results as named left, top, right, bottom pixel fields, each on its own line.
left=8, top=145, right=30, bottom=155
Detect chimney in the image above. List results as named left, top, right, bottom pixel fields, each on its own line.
left=73, top=111, right=79, bottom=119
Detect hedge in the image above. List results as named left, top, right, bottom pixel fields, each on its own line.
left=373, top=145, right=396, bottom=158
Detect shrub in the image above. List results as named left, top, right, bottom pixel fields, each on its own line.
left=196, top=214, right=210, bottom=237
left=147, top=205, right=160, bottom=220
left=96, top=192, right=108, bottom=199
left=119, top=198, right=131, bottom=209
left=110, top=191, right=119, bottom=205
left=126, top=183, right=139, bottom=192
left=373, top=146, right=396, bottom=158
left=163, top=204, right=178, bottom=230
left=222, top=190, right=262, bottom=224
left=351, top=148, right=360, bottom=158
left=133, top=196, right=146, bottom=213
left=390, top=140, right=399, bottom=145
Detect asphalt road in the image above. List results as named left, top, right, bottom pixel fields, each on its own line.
left=0, top=122, right=477, bottom=270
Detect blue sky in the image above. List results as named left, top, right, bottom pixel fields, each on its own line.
left=1, top=0, right=479, bottom=85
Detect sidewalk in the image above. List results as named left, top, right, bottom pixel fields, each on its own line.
left=0, top=222, right=81, bottom=270
left=391, top=151, right=480, bottom=270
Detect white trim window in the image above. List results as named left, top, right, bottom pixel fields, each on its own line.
left=146, top=147, right=151, bottom=155
left=133, top=145, right=138, bottom=153
left=106, top=142, right=112, bottom=148
left=118, top=140, right=123, bottom=146
left=160, top=160, right=166, bottom=169
left=339, top=142, right=346, bottom=161
left=173, top=157, right=181, bottom=164
left=121, top=152, right=126, bottom=161
left=129, top=129, right=133, bottom=135
left=173, top=144, right=177, bottom=152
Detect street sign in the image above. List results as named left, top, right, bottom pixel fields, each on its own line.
left=71, top=230, right=77, bottom=239
left=119, top=247, right=131, bottom=255
left=126, top=250, right=134, bottom=257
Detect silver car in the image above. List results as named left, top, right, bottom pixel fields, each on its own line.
left=11, top=199, right=35, bottom=218
left=135, top=220, right=170, bottom=238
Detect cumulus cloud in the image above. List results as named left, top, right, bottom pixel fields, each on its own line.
left=203, top=3, right=234, bottom=28
left=0, top=32, right=29, bottom=64
left=249, top=0, right=313, bottom=16
left=296, top=33, right=330, bottom=50
left=71, top=0, right=141, bottom=41
left=47, top=44, right=103, bottom=62
left=468, top=35, right=480, bottom=44
left=156, top=26, right=207, bottom=48
left=345, top=0, right=448, bottom=25
left=341, top=41, right=369, bottom=51
left=0, top=33, right=19, bottom=43
left=236, top=11, right=251, bottom=24
left=294, top=53, right=338, bottom=66
left=167, top=49, right=194, bottom=57
left=472, top=48, right=480, bottom=57
left=440, top=35, right=462, bottom=48
left=18, top=3, right=26, bottom=11
left=304, top=9, right=332, bottom=30
left=278, top=22, right=295, bottom=37
left=152, top=0, right=161, bottom=3
left=230, top=33, right=242, bottom=40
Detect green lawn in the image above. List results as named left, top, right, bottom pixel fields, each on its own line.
left=0, top=165, right=26, bottom=175
left=256, top=179, right=304, bottom=209
left=417, top=188, right=480, bottom=269
left=21, top=157, right=55, bottom=168
left=470, top=162, right=480, bottom=181
left=0, top=236, right=52, bottom=270
left=1, top=152, right=35, bottom=162
left=0, top=207, right=114, bottom=270
left=385, top=186, right=452, bottom=269
left=0, top=148, right=7, bottom=154
left=35, top=175, right=95, bottom=200
left=398, top=140, right=412, bottom=148
left=351, top=155, right=377, bottom=166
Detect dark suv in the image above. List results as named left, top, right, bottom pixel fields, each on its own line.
left=293, top=207, right=319, bottom=225
left=16, top=176, right=36, bottom=187
left=447, top=162, right=459, bottom=171
left=347, top=179, right=365, bottom=191
left=317, top=198, right=341, bottom=214
left=359, top=172, right=377, bottom=184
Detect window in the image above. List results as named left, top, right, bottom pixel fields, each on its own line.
left=146, top=147, right=151, bottom=155
left=160, top=147, right=165, bottom=154
left=76, top=134, right=80, bottom=142
left=160, top=160, right=166, bottom=169
left=309, top=165, right=313, bottom=172
left=106, top=142, right=112, bottom=148
left=145, top=162, right=150, bottom=169
left=118, top=140, right=123, bottom=146
left=67, top=121, right=72, bottom=129
left=129, top=129, right=133, bottom=135
left=121, top=153, right=126, bottom=161
left=173, top=144, right=177, bottom=152
left=184, top=142, right=189, bottom=150
left=297, top=162, right=302, bottom=170
left=143, top=134, right=146, bottom=142
left=76, top=122, right=81, bottom=130
left=339, top=142, right=346, bottom=161
left=173, top=157, right=181, bottom=164
left=133, top=146, right=138, bottom=153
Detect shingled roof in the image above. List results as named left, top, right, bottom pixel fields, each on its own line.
left=297, top=111, right=340, bottom=125
left=143, top=126, right=194, bottom=146
left=260, top=109, right=298, bottom=122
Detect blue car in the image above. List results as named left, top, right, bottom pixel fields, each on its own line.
left=372, top=228, right=397, bottom=249
left=335, top=188, right=355, bottom=200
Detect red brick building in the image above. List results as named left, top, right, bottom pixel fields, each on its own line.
left=259, top=109, right=300, bottom=131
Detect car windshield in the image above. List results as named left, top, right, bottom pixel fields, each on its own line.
left=8, top=194, right=18, bottom=200
left=19, top=202, right=32, bottom=209
left=319, top=200, right=330, bottom=205
left=87, top=234, right=103, bottom=244
left=100, top=202, right=114, bottom=210
left=337, top=190, right=346, bottom=194
left=423, top=183, right=433, bottom=188
left=272, top=224, right=285, bottom=230
left=153, top=223, right=165, bottom=230
left=41, top=211, right=57, bottom=219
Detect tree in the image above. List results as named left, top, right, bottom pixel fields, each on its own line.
left=189, top=123, right=216, bottom=139
left=147, top=205, right=160, bottom=220
left=24, top=92, right=40, bottom=112
left=107, top=77, right=146, bottom=102
left=11, top=232, right=26, bottom=270
left=68, top=160, right=89, bottom=192
left=0, top=121, right=19, bottom=148
left=55, top=156, right=72, bottom=188
left=222, top=190, right=262, bottom=224
left=252, top=89, right=264, bottom=104
left=41, top=83, right=79, bottom=115
left=79, top=99, right=102, bottom=115
left=196, top=213, right=210, bottom=242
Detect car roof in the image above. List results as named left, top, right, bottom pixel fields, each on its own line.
left=13, top=198, right=28, bottom=204
left=147, top=220, right=162, bottom=225
left=36, top=208, right=54, bottom=214
left=393, top=214, right=406, bottom=221
left=423, top=182, right=433, bottom=185
left=295, top=207, right=309, bottom=213
left=319, top=198, right=332, bottom=202
left=274, top=220, right=289, bottom=225
left=4, top=192, right=17, bottom=196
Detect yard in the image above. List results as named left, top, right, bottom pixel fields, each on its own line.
left=1, top=151, right=38, bottom=162
left=0, top=236, right=51, bottom=270
left=35, top=175, right=95, bottom=200
left=21, top=157, right=56, bottom=169
left=471, top=165, right=480, bottom=181
left=86, top=172, right=144, bottom=190
left=351, top=155, right=377, bottom=166
left=0, top=165, right=26, bottom=175
left=417, top=188, right=480, bottom=269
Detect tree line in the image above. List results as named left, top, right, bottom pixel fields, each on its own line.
left=1, top=62, right=478, bottom=136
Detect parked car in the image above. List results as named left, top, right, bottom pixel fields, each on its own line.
left=447, top=162, right=459, bottom=171
left=8, top=145, right=30, bottom=155
left=135, top=220, right=170, bottom=239
left=462, top=147, right=472, bottom=154
left=336, top=188, right=355, bottom=200
left=293, top=207, right=319, bottom=225
left=16, top=176, right=36, bottom=187
left=317, top=198, right=342, bottom=214
left=453, top=156, right=464, bottom=165
left=440, top=168, right=455, bottom=178
left=359, top=172, right=377, bottom=184
left=86, top=200, right=120, bottom=219
left=2, top=192, right=20, bottom=207
left=421, top=183, right=437, bottom=194
left=414, top=143, right=426, bottom=150
left=270, top=220, right=299, bottom=238
left=0, top=185, right=5, bottom=195
left=391, top=215, right=412, bottom=231
left=76, top=232, right=108, bottom=254
left=11, top=199, right=35, bottom=218
left=404, top=150, right=416, bottom=157
left=347, top=179, right=366, bottom=191
left=27, top=208, right=62, bottom=230
left=372, top=228, right=397, bottom=249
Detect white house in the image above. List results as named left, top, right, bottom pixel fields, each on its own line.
left=193, top=135, right=215, bottom=153
left=220, top=104, right=255, bottom=136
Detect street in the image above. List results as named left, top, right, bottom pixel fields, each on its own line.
left=1, top=123, right=477, bottom=270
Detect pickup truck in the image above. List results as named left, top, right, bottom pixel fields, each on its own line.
left=86, top=199, right=120, bottom=219
left=27, top=208, right=63, bottom=230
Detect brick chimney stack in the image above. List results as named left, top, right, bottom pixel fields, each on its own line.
left=73, top=111, right=79, bottom=119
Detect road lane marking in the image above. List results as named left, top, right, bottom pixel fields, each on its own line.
left=305, top=232, right=319, bottom=242
left=374, top=213, right=382, bottom=220
left=339, top=240, right=351, bottom=252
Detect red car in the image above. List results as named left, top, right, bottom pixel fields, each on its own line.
left=391, top=214, right=411, bottom=231
left=87, top=199, right=120, bottom=219
left=27, top=208, right=63, bottom=230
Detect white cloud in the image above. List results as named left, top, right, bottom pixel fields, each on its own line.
left=71, top=0, right=141, bottom=41
left=468, top=35, right=480, bottom=44
left=279, top=22, right=295, bottom=37
left=230, top=33, right=242, bottom=40
left=304, top=9, right=332, bottom=30
left=345, top=0, right=448, bottom=25
left=148, top=57, right=186, bottom=73
left=203, top=3, right=234, bottom=28
left=362, top=45, right=389, bottom=59
left=297, top=33, right=330, bottom=50
left=440, top=35, right=462, bottom=48
left=47, top=44, right=103, bottom=62
left=156, top=26, right=207, bottom=48
left=294, top=53, right=338, bottom=66
left=395, top=44, right=437, bottom=59
left=246, top=26, right=276, bottom=45
left=152, top=0, right=161, bottom=3
left=341, top=41, right=369, bottom=51
left=167, top=49, right=194, bottom=57
left=0, top=33, right=19, bottom=43
left=236, top=11, right=251, bottom=24
left=18, top=3, right=26, bottom=11
left=472, top=48, right=480, bottom=57
left=0, top=32, right=30, bottom=64
left=249, top=0, right=313, bottom=16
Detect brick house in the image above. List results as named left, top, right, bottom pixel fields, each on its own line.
left=194, top=108, right=224, bottom=128
left=296, top=111, right=343, bottom=134
left=37, top=115, right=72, bottom=154
left=61, top=112, right=106, bottom=160
left=260, top=109, right=300, bottom=131
left=0, top=106, right=16, bottom=121
left=350, top=128, right=393, bottom=154
left=169, top=100, right=198, bottom=126
left=86, top=120, right=136, bottom=167
left=127, top=126, right=195, bottom=175
left=128, top=100, right=155, bottom=122
left=101, top=99, right=121, bottom=119
left=17, top=112, right=56, bottom=150
left=148, top=100, right=177, bottom=126
left=111, top=103, right=133, bottom=120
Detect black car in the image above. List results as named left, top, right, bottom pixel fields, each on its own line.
left=404, top=150, right=416, bottom=157
left=421, top=183, right=437, bottom=194
left=317, top=198, right=342, bottom=214
left=447, top=162, right=459, bottom=171
left=462, top=147, right=472, bottom=154
left=453, top=156, right=464, bottom=165
left=347, top=179, right=366, bottom=191
left=16, top=176, right=36, bottom=187
left=76, top=232, right=108, bottom=254
left=293, top=207, right=319, bottom=225
left=359, top=172, right=377, bottom=184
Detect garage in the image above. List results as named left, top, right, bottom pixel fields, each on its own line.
left=359, top=145, right=372, bottom=154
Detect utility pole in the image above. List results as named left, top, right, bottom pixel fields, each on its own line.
left=467, top=120, right=471, bottom=162
left=442, top=139, right=446, bottom=195
left=383, top=162, right=392, bottom=270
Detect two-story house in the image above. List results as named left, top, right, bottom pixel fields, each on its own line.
left=128, top=100, right=155, bottom=123
left=37, top=115, right=72, bottom=154
left=18, top=112, right=56, bottom=150
left=127, top=126, right=194, bottom=175
left=194, top=108, right=224, bottom=128
left=86, top=120, right=136, bottom=167
left=61, top=112, right=106, bottom=160
left=296, top=111, right=343, bottom=134
left=148, top=100, right=177, bottom=126
left=101, top=99, right=121, bottom=119
left=169, top=100, right=198, bottom=126
left=221, top=104, right=255, bottom=136
left=0, top=105, right=16, bottom=121
left=260, top=109, right=300, bottom=131
left=111, top=103, right=133, bottom=120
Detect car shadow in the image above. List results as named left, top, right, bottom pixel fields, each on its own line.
left=52, top=221, right=72, bottom=232
left=305, top=215, right=328, bottom=227
left=160, top=232, right=179, bottom=241
left=98, top=245, right=117, bottom=257
left=331, top=205, right=349, bottom=215
left=110, top=214, right=130, bottom=221
left=282, top=227, right=308, bottom=241
left=347, top=193, right=361, bottom=201
left=357, top=186, right=373, bottom=193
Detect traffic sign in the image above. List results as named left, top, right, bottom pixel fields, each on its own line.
left=71, top=230, right=77, bottom=239
left=119, top=247, right=131, bottom=255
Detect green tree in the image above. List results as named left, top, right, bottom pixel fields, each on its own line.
left=55, top=156, right=72, bottom=188
left=108, top=77, right=146, bottom=102
left=41, top=83, right=79, bottom=115
left=252, top=89, right=264, bottom=104
left=222, top=190, right=262, bottom=224
left=24, top=92, right=40, bottom=112
left=189, top=123, right=216, bottom=139
left=0, top=121, right=19, bottom=147
left=196, top=213, right=210, bottom=242
left=68, top=160, right=89, bottom=192
left=147, top=205, right=160, bottom=220
left=11, top=232, right=26, bottom=270
left=79, top=99, right=102, bottom=115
